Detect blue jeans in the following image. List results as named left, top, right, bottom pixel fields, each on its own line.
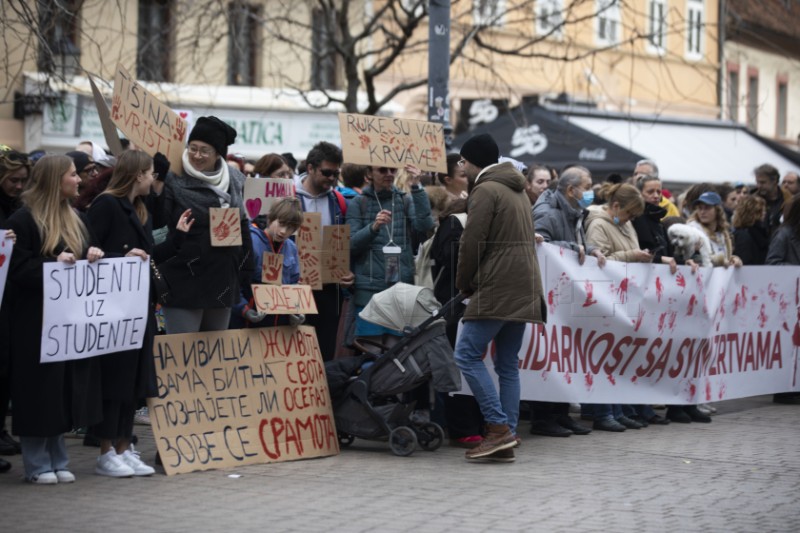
left=20, top=435, right=69, bottom=479
left=589, top=404, right=623, bottom=421
left=454, top=320, right=526, bottom=434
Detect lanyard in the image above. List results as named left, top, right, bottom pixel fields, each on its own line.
left=373, top=189, right=396, bottom=246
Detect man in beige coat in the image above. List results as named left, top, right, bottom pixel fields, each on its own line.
left=454, top=133, right=545, bottom=463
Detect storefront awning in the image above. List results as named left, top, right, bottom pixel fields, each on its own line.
left=556, top=108, right=800, bottom=185
left=452, top=104, right=645, bottom=177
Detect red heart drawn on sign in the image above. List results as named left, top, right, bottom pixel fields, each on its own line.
left=245, top=198, right=262, bottom=220
left=179, top=112, right=188, bottom=119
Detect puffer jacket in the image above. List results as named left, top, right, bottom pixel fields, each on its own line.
left=347, top=185, right=434, bottom=307
left=456, top=162, right=544, bottom=324
left=585, top=205, right=645, bottom=262
left=533, top=188, right=597, bottom=254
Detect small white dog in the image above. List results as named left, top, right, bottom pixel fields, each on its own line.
left=667, top=224, right=713, bottom=266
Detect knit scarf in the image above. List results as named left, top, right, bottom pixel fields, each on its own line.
left=182, top=150, right=230, bottom=196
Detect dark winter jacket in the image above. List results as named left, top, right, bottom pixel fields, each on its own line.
left=347, top=185, right=434, bottom=307
left=457, top=162, right=545, bottom=324
left=533, top=189, right=597, bottom=255
left=6, top=207, right=102, bottom=436
left=766, top=226, right=800, bottom=265
left=154, top=167, right=255, bottom=308
left=733, top=224, right=770, bottom=265
left=632, top=202, right=672, bottom=264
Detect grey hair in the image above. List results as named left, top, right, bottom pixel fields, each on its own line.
left=557, top=166, right=590, bottom=193
left=635, top=159, right=659, bottom=178
left=635, top=173, right=661, bottom=191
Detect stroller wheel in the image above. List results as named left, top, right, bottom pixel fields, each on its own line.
left=389, top=426, right=417, bottom=456
left=416, top=422, right=445, bottom=451
left=338, top=432, right=355, bottom=447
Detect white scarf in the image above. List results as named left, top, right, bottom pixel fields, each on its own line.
left=182, top=150, right=231, bottom=198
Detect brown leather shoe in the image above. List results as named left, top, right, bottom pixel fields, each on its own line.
left=465, top=423, right=516, bottom=460
left=487, top=448, right=515, bottom=463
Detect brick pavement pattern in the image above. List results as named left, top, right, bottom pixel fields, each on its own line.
left=1, top=395, right=798, bottom=532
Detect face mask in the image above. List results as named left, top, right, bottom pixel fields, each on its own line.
left=612, top=216, right=621, bottom=225
left=578, top=190, right=594, bottom=208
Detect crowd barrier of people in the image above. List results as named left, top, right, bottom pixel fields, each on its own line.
left=1, top=121, right=799, bottom=479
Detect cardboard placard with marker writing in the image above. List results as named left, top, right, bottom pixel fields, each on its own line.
left=321, top=225, right=350, bottom=284
left=296, top=213, right=322, bottom=290
left=338, top=113, right=447, bottom=174
left=209, top=207, right=243, bottom=247
left=252, top=285, right=318, bottom=315
left=110, top=63, right=188, bottom=174
left=243, top=178, right=295, bottom=219
left=148, top=326, right=338, bottom=476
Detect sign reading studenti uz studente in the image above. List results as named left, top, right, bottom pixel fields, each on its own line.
left=148, top=326, right=338, bottom=475
left=338, top=113, right=447, bottom=173
left=41, top=257, right=150, bottom=363
left=460, top=243, right=800, bottom=404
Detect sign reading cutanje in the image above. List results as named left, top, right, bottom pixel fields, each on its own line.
left=148, top=326, right=338, bottom=476
left=338, top=113, right=447, bottom=173
left=41, top=257, right=150, bottom=363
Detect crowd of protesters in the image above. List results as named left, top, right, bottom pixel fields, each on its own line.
left=1, top=119, right=800, bottom=477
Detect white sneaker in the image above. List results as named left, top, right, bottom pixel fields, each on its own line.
left=29, top=471, right=58, bottom=485
left=55, top=470, right=76, bottom=483
left=95, top=450, right=135, bottom=478
left=133, top=407, right=151, bottom=426
left=119, top=449, right=155, bottom=476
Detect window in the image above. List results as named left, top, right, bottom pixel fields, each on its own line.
left=137, top=0, right=172, bottom=82
left=536, top=0, right=564, bottom=39
left=747, top=71, right=759, bottom=131
left=474, top=0, right=506, bottom=27
left=37, top=0, right=81, bottom=75
left=647, top=0, right=667, bottom=53
left=228, top=2, right=260, bottom=86
left=777, top=78, right=788, bottom=138
left=686, top=0, right=704, bottom=59
left=727, top=68, right=739, bottom=121
left=596, top=0, right=621, bottom=46
left=310, top=7, right=338, bottom=90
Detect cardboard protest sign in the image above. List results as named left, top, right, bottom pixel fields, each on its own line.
left=148, top=326, right=338, bottom=475
left=252, top=285, right=318, bottom=314
left=111, top=64, right=188, bottom=174
left=321, top=225, right=350, bottom=284
left=296, top=212, right=322, bottom=290
left=338, top=113, right=447, bottom=173
left=87, top=74, right=124, bottom=156
left=210, top=208, right=243, bottom=247
left=262, top=252, right=284, bottom=285
left=0, top=231, right=12, bottom=306
left=458, top=243, right=800, bottom=404
left=243, top=178, right=295, bottom=219
left=41, top=257, right=150, bottom=363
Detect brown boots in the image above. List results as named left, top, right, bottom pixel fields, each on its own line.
left=465, top=423, right=516, bottom=461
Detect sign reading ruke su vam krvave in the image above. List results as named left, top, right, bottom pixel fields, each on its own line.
left=110, top=64, right=188, bottom=175
left=41, top=257, right=150, bottom=363
left=338, top=113, right=447, bottom=173
left=148, top=326, right=338, bottom=476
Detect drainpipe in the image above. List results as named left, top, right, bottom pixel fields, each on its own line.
left=718, top=0, right=726, bottom=120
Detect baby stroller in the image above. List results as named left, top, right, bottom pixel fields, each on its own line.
left=325, top=283, right=463, bottom=456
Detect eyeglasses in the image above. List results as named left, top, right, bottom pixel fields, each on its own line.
left=188, top=145, right=214, bottom=157
left=83, top=166, right=98, bottom=175
left=376, top=167, right=396, bottom=174
left=457, top=159, right=466, bottom=168
left=319, top=168, right=340, bottom=178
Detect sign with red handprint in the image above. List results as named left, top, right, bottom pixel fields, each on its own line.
left=321, top=225, right=350, bottom=284
left=111, top=64, right=188, bottom=175
left=209, top=208, right=242, bottom=247
left=261, top=252, right=284, bottom=285
left=297, top=213, right=323, bottom=289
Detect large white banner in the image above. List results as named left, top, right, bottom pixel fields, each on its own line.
left=0, top=231, right=11, bottom=305
left=41, top=257, right=150, bottom=363
left=468, top=243, right=800, bottom=404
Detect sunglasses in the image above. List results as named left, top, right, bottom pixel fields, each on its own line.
left=375, top=167, right=396, bottom=174
left=319, top=168, right=340, bottom=178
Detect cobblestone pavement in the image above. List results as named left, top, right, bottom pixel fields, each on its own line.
left=2, top=395, right=798, bottom=533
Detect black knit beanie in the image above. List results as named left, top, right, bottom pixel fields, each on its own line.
left=188, top=116, right=237, bottom=158
left=460, top=133, right=499, bottom=169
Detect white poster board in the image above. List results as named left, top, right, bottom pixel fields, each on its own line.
left=41, top=257, right=151, bottom=362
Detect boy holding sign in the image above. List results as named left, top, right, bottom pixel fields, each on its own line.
left=232, top=197, right=302, bottom=328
